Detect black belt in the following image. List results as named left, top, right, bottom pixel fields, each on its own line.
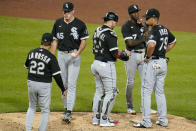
left=60, top=50, right=75, bottom=53
left=151, top=56, right=165, bottom=59
left=134, top=50, right=144, bottom=53
left=96, top=59, right=115, bottom=63
left=99, top=60, right=107, bottom=63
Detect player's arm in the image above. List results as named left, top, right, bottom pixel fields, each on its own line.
left=72, top=25, right=89, bottom=58
left=24, top=53, right=30, bottom=69
left=166, top=30, right=176, bottom=53
left=72, top=39, right=87, bottom=58
left=125, top=38, right=145, bottom=47
left=121, top=24, right=144, bottom=47
left=144, top=31, right=157, bottom=62
left=166, top=42, right=176, bottom=52
left=51, top=40, right=58, bottom=55
left=108, top=33, right=130, bottom=61
left=53, top=74, right=67, bottom=96
left=51, top=21, right=58, bottom=55
left=146, top=41, right=156, bottom=57
left=51, top=57, right=67, bottom=96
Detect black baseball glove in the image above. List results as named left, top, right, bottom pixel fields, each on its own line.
left=119, top=50, right=129, bottom=61
left=165, top=57, right=170, bottom=63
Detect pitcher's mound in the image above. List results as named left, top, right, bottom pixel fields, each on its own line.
left=0, top=112, right=196, bottom=131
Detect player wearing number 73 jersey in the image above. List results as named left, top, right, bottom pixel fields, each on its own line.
left=24, top=33, right=66, bottom=131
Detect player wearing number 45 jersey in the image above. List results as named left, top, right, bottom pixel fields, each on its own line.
left=51, top=2, right=89, bottom=123
left=25, top=33, right=67, bottom=131
left=133, top=9, right=176, bottom=128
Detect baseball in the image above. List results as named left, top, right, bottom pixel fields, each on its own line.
left=71, top=52, right=76, bottom=57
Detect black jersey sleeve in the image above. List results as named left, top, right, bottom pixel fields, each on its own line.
left=121, top=24, right=136, bottom=40
left=168, top=30, right=176, bottom=45
left=24, top=53, right=30, bottom=69
left=50, top=55, right=61, bottom=76
left=52, top=21, right=57, bottom=40
left=106, top=31, right=118, bottom=58
left=80, top=23, right=89, bottom=40
left=147, top=30, right=158, bottom=45
left=54, top=74, right=66, bottom=92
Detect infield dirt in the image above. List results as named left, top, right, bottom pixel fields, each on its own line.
left=0, top=112, right=196, bottom=131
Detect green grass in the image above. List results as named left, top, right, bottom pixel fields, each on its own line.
left=0, top=16, right=196, bottom=120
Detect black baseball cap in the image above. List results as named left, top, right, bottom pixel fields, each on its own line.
left=103, top=12, right=118, bottom=22
left=62, top=2, right=74, bottom=12
left=128, top=4, right=141, bottom=14
left=143, top=8, right=160, bottom=20
left=41, top=33, right=53, bottom=44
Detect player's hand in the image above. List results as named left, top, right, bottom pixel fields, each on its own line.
left=137, top=18, right=145, bottom=26
left=62, top=91, right=67, bottom=97
left=71, top=50, right=79, bottom=58
left=125, top=50, right=131, bottom=56
left=144, top=56, right=151, bottom=63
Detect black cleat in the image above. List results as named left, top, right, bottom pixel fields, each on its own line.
left=133, top=123, right=146, bottom=128
left=62, top=112, right=72, bottom=123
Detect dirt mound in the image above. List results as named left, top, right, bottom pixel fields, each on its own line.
left=0, top=112, right=196, bottom=131
left=0, top=0, right=196, bottom=33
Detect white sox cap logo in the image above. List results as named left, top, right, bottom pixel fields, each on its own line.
left=66, top=4, right=68, bottom=8
left=134, top=5, right=137, bottom=9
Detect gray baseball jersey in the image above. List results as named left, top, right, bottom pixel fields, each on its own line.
left=141, top=25, right=176, bottom=127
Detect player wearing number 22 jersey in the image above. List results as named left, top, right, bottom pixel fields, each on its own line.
left=25, top=48, right=60, bottom=82
left=24, top=33, right=66, bottom=131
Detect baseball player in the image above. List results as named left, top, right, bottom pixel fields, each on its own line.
left=133, top=8, right=176, bottom=128
left=91, top=12, right=130, bottom=127
left=25, top=33, right=67, bottom=131
left=121, top=4, right=156, bottom=114
left=51, top=2, right=89, bottom=123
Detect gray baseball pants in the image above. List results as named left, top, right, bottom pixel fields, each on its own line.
left=141, top=58, right=168, bottom=127
left=91, top=60, right=118, bottom=122
left=125, top=51, right=144, bottom=109
left=57, top=51, right=81, bottom=111
left=26, top=80, right=51, bottom=131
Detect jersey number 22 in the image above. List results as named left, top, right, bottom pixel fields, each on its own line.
left=29, top=61, right=45, bottom=75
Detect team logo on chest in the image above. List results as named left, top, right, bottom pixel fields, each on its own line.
left=71, top=27, right=79, bottom=40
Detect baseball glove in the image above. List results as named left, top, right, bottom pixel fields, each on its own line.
left=119, top=50, right=129, bottom=61
left=165, top=57, right=170, bottom=63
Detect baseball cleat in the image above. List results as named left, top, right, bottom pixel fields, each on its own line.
left=156, top=121, right=168, bottom=127
left=108, top=118, right=119, bottom=125
left=133, top=123, right=146, bottom=128
left=62, top=112, right=72, bottom=123
left=100, top=120, right=117, bottom=127
left=92, top=117, right=100, bottom=125
left=127, top=108, right=136, bottom=115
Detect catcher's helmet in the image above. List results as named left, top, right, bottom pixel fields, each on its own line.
left=103, top=12, right=118, bottom=22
